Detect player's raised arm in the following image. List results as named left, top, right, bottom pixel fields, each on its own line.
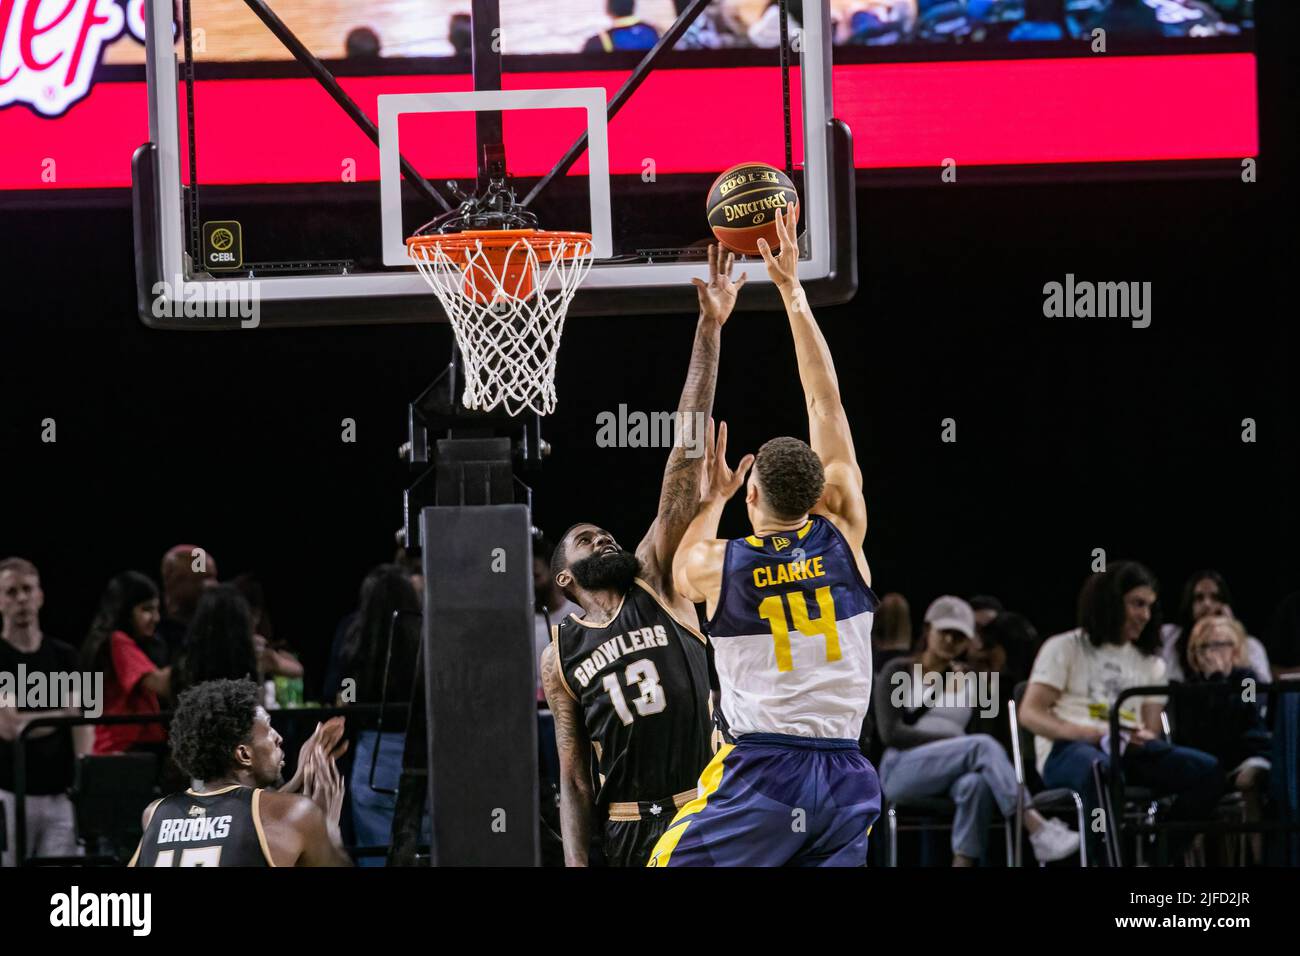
left=636, top=245, right=745, bottom=596
left=541, top=642, right=596, bottom=866
left=673, top=420, right=753, bottom=610
left=757, top=208, right=867, bottom=551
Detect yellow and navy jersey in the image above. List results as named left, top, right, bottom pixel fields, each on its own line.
left=707, top=515, right=878, bottom=740
left=130, top=785, right=273, bottom=867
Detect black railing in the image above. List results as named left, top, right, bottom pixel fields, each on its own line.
left=13, top=703, right=412, bottom=866
left=1107, top=679, right=1300, bottom=864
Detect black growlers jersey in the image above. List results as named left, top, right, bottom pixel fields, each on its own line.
left=554, top=579, right=713, bottom=807
left=130, top=785, right=272, bottom=867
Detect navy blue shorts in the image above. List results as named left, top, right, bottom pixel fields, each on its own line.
left=647, top=733, right=881, bottom=867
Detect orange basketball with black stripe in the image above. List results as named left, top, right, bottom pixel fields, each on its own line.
left=706, top=162, right=800, bottom=255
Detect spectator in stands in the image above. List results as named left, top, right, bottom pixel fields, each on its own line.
left=1265, top=589, right=1300, bottom=681
left=583, top=0, right=661, bottom=52
left=1019, top=561, right=1224, bottom=862
left=171, top=585, right=260, bottom=701
left=871, top=592, right=914, bottom=673
left=345, top=26, right=382, bottom=58
left=966, top=611, right=1040, bottom=753
left=677, top=0, right=752, bottom=49
left=1008, top=0, right=1081, bottom=39
left=875, top=596, right=1080, bottom=865
left=157, top=544, right=219, bottom=662
left=322, top=549, right=422, bottom=705
left=232, top=574, right=303, bottom=684
left=1172, top=615, right=1270, bottom=862
left=82, top=572, right=171, bottom=756
left=0, top=558, right=90, bottom=866
left=1161, top=570, right=1269, bottom=683
left=747, top=0, right=803, bottom=46
left=969, top=594, right=1002, bottom=637
left=447, top=13, right=471, bottom=56
left=338, top=564, right=422, bottom=864
left=842, top=0, right=917, bottom=45
left=1088, top=0, right=1165, bottom=36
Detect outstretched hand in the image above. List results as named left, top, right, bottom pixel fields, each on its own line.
left=755, top=205, right=799, bottom=292
left=693, top=244, right=747, bottom=326
left=282, top=717, right=348, bottom=794
left=701, top=418, right=754, bottom=504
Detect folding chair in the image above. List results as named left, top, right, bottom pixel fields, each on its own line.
left=1009, top=683, right=1088, bottom=866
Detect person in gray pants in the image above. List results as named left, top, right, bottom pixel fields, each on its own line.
left=874, top=596, right=1078, bottom=865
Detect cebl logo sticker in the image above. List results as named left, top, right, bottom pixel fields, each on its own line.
left=202, top=221, right=243, bottom=271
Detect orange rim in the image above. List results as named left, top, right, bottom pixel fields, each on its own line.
left=406, top=229, right=593, bottom=262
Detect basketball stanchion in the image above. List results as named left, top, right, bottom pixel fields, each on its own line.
left=407, top=229, right=594, bottom=417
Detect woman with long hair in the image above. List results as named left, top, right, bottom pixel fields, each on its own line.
left=339, top=564, right=423, bottom=865
left=172, top=585, right=260, bottom=700
left=83, top=571, right=170, bottom=755
left=1162, top=570, right=1270, bottom=683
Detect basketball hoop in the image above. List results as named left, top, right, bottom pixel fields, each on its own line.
left=407, top=229, right=594, bottom=417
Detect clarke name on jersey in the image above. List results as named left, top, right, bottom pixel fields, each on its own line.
left=572, top=625, right=671, bottom=688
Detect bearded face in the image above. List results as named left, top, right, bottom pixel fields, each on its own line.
left=569, top=549, right=642, bottom=594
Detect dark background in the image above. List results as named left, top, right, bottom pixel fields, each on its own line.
left=3, top=15, right=1296, bottom=698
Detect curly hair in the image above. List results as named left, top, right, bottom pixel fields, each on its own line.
left=169, top=678, right=261, bottom=782
left=754, top=437, right=825, bottom=520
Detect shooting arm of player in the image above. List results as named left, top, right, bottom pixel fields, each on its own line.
left=541, top=643, right=595, bottom=866
left=672, top=420, right=753, bottom=606
left=636, top=245, right=745, bottom=595
left=1018, top=683, right=1104, bottom=745
left=757, top=208, right=868, bottom=552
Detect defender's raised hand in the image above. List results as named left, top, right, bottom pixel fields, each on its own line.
left=701, top=418, right=754, bottom=504
left=756, top=206, right=799, bottom=292
left=693, top=243, right=748, bottom=326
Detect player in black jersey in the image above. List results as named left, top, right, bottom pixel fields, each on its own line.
left=540, top=245, right=745, bottom=867
left=131, top=679, right=352, bottom=867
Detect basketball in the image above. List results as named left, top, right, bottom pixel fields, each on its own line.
left=706, top=162, right=800, bottom=255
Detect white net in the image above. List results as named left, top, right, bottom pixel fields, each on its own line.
left=409, top=233, right=594, bottom=417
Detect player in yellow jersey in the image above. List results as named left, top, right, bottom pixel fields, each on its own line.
left=649, top=208, right=880, bottom=866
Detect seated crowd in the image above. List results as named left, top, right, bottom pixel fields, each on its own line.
left=578, top=0, right=1251, bottom=52
left=1, top=546, right=1297, bottom=866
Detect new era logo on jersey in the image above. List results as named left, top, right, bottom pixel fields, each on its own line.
left=772, top=536, right=791, bottom=551
left=187, top=805, right=206, bottom=817
left=157, top=815, right=232, bottom=844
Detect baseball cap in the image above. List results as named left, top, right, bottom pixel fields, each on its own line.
left=924, top=595, right=976, bottom=639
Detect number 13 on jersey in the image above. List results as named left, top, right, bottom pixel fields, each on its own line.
left=757, top=586, right=841, bottom=672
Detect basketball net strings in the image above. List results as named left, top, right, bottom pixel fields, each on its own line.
left=411, top=238, right=593, bottom=417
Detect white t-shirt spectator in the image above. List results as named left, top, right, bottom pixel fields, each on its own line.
left=1029, top=628, right=1167, bottom=773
